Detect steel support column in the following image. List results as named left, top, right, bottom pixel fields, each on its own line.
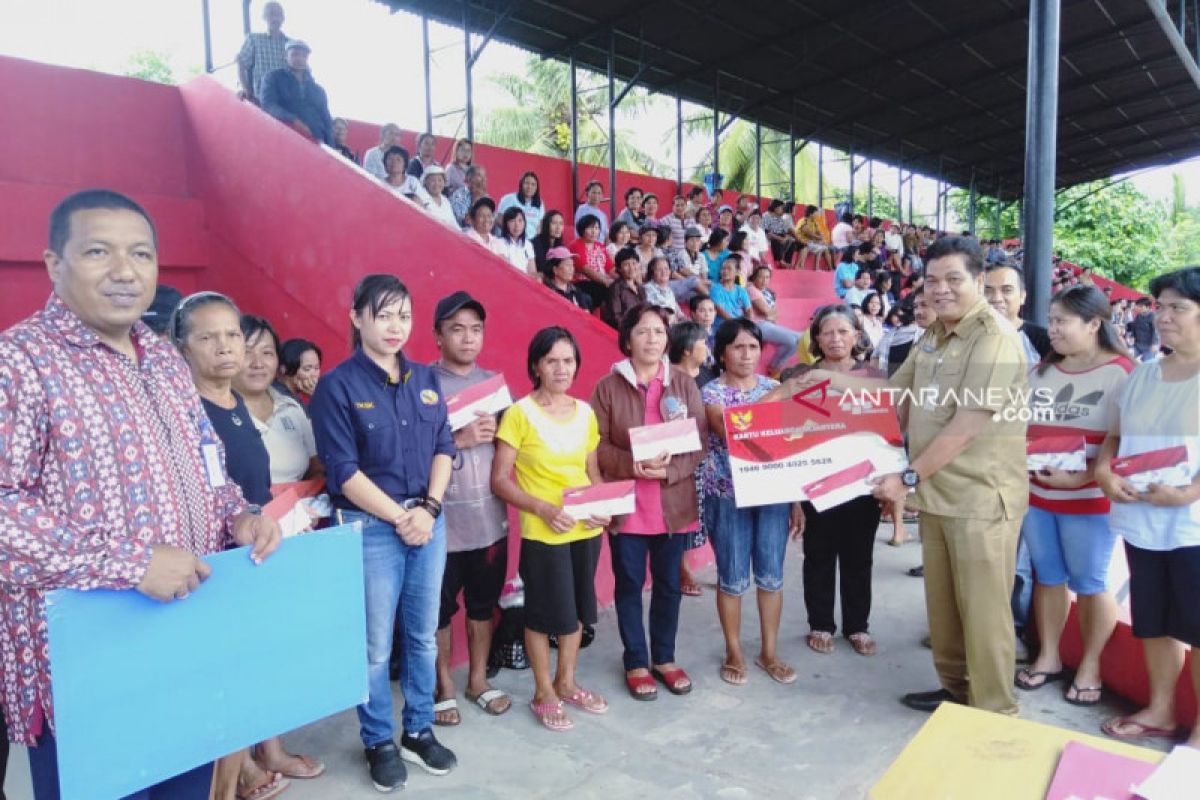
left=201, top=0, right=213, bottom=73
left=570, top=50, right=579, bottom=206
left=897, top=168, right=904, bottom=224
left=242, top=0, right=251, bottom=36
left=608, top=30, right=617, bottom=223
left=676, top=95, right=683, bottom=194
left=817, top=143, right=824, bottom=209
left=967, top=176, right=978, bottom=235
left=421, top=15, right=433, bottom=135
left=867, top=160, right=874, bottom=218
left=789, top=126, right=796, bottom=201
left=848, top=148, right=856, bottom=213
left=1023, top=0, right=1061, bottom=326
left=908, top=176, right=914, bottom=225
left=754, top=121, right=762, bottom=200
left=462, top=4, right=474, bottom=140
left=712, top=94, right=720, bottom=191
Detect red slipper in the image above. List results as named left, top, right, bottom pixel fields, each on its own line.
left=625, top=672, right=658, bottom=701
left=1101, top=716, right=1180, bottom=740
left=651, top=666, right=693, bottom=695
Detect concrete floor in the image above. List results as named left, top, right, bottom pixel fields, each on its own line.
left=4, top=522, right=1161, bottom=799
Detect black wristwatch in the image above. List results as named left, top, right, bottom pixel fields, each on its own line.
left=404, top=496, right=443, bottom=518
left=900, top=468, right=921, bottom=489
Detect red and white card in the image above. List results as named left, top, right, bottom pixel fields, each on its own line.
left=1110, top=445, right=1192, bottom=492
left=628, top=417, right=702, bottom=462
left=445, top=373, right=513, bottom=431
left=1027, top=435, right=1088, bottom=472
left=802, top=459, right=876, bottom=512
left=263, top=488, right=313, bottom=539
left=562, top=480, right=636, bottom=521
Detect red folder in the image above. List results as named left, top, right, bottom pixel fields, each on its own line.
left=1027, top=435, right=1088, bottom=456
left=1110, top=445, right=1188, bottom=476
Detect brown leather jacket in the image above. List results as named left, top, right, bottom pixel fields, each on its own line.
left=591, top=359, right=708, bottom=533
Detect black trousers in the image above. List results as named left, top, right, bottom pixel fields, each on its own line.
left=802, top=496, right=881, bottom=636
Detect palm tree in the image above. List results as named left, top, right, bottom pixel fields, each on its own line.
left=478, top=56, right=668, bottom=176
left=681, top=116, right=821, bottom=203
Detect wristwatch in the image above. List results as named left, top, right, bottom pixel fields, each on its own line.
left=244, top=503, right=263, bottom=516
left=403, top=496, right=443, bottom=519
left=900, top=468, right=921, bottom=489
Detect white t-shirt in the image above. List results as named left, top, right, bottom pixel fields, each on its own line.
left=831, top=222, right=853, bottom=249
left=251, top=388, right=317, bottom=484
left=465, top=228, right=510, bottom=259
left=1108, top=360, right=1200, bottom=550
left=498, top=237, right=535, bottom=274
left=740, top=224, right=770, bottom=259
left=422, top=193, right=459, bottom=229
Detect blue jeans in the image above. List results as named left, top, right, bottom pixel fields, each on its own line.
left=1021, top=506, right=1117, bottom=595
left=609, top=532, right=686, bottom=671
left=757, top=319, right=801, bottom=371
left=702, top=494, right=790, bottom=596
left=343, top=509, right=446, bottom=746
left=1011, top=530, right=1033, bottom=631
left=28, top=730, right=212, bottom=800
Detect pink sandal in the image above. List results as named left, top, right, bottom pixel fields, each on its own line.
left=560, top=687, right=609, bottom=714
left=530, top=699, right=573, bottom=731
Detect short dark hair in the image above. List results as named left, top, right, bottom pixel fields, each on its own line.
left=614, top=246, right=640, bottom=272
left=526, top=326, right=580, bottom=388
left=48, top=189, right=158, bottom=255
left=279, top=338, right=323, bottom=376
left=240, top=313, right=281, bottom=354
left=668, top=320, right=706, bottom=363
left=712, top=317, right=762, bottom=374
left=985, top=262, right=1026, bottom=290
left=924, top=235, right=985, bottom=275
left=383, top=145, right=410, bottom=170
left=608, top=220, right=631, bottom=243
left=1149, top=266, right=1200, bottom=304
left=350, top=274, right=410, bottom=350
left=584, top=179, right=603, bottom=194
left=856, top=267, right=872, bottom=279
left=416, top=132, right=436, bottom=147
left=768, top=200, right=784, bottom=212
left=687, top=186, right=705, bottom=199
left=1135, top=296, right=1153, bottom=307
left=624, top=186, right=643, bottom=202
left=805, top=204, right=819, bottom=217
left=706, top=228, right=729, bottom=249
left=840, top=212, right=853, bottom=224
left=576, top=213, right=601, bottom=237
left=617, top=303, right=671, bottom=356
left=688, top=294, right=715, bottom=314
left=469, top=196, right=496, bottom=218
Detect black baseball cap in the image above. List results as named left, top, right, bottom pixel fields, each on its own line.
left=141, top=285, right=183, bottom=335
left=434, top=291, right=486, bottom=327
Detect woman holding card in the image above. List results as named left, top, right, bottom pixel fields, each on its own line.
left=491, top=327, right=612, bottom=732
left=1095, top=267, right=1200, bottom=746
left=1016, top=286, right=1132, bottom=704
left=592, top=304, right=708, bottom=701
left=793, top=305, right=883, bottom=657
left=700, top=318, right=805, bottom=686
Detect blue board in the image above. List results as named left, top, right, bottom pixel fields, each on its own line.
left=46, top=524, right=367, bottom=800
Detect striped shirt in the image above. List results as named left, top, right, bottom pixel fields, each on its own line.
left=1027, top=356, right=1133, bottom=515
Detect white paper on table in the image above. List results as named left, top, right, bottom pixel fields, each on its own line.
left=445, top=374, right=513, bottom=431
left=1133, top=745, right=1200, bottom=799
left=629, top=417, right=701, bottom=462
left=562, top=480, right=636, bottom=521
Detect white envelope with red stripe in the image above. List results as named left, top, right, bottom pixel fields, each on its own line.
left=264, top=488, right=313, bottom=539
left=628, top=417, right=702, bottom=462
left=1110, top=445, right=1192, bottom=492
left=445, top=373, right=512, bottom=431
left=562, top=480, right=636, bottom=521
left=1027, top=435, right=1088, bottom=472
left=802, top=459, right=877, bottom=513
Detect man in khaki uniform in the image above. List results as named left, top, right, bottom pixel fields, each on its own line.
left=801, top=236, right=1029, bottom=714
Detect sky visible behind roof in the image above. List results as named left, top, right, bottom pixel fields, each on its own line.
left=4, top=0, right=1199, bottom=218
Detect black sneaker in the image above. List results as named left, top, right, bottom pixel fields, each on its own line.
left=365, top=741, right=407, bottom=792
left=401, top=728, right=458, bottom=776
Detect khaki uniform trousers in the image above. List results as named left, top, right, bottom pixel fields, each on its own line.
left=920, top=512, right=1021, bottom=715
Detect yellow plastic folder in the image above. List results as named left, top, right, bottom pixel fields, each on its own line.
left=870, top=703, right=1163, bottom=800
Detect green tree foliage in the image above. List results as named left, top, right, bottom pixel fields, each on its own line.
left=478, top=56, right=667, bottom=176
left=826, top=186, right=901, bottom=224
left=120, top=50, right=182, bottom=85
left=950, top=180, right=1171, bottom=290
left=682, top=117, right=820, bottom=202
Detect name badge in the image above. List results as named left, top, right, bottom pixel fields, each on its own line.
left=923, top=384, right=940, bottom=412
left=201, top=443, right=227, bottom=488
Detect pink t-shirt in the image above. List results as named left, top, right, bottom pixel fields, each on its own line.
left=620, top=368, right=701, bottom=535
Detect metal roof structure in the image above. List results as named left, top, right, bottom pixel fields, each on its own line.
left=376, top=0, right=1200, bottom=198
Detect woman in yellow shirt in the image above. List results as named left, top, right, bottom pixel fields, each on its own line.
left=492, top=327, right=612, bottom=732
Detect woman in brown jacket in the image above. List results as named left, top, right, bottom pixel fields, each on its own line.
left=592, top=303, right=708, bottom=701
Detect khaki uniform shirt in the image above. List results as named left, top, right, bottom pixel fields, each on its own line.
left=889, top=298, right=1029, bottom=521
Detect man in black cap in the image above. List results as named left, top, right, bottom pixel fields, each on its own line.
left=260, top=38, right=333, bottom=146
left=428, top=291, right=513, bottom=727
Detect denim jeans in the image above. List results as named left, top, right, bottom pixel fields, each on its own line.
left=28, top=730, right=212, bottom=800
left=609, top=532, right=686, bottom=671
left=757, top=319, right=801, bottom=371
left=343, top=509, right=446, bottom=746
left=1011, top=530, right=1033, bottom=632
left=1021, top=506, right=1117, bottom=595
left=702, top=494, right=790, bottom=596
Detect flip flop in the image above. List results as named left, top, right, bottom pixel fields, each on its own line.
left=560, top=687, right=609, bottom=714
left=1101, top=716, right=1180, bottom=740
left=252, top=747, right=326, bottom=780
left=651, top=666, right=693, bottom=695
left=807, top=631, right=834, bottom=655
left=465, top=688, right=511, bottom=716
left=1015, top=667, right=1067, bottom=691
left=1064, top=683, right=1103, bottom=707
left=681, top=579, right=703, bottom=597
left=433, top=697, right=461, bottom=726
left=625, top=671, right=658, bottom=701
left=848, top=632, right=877, bottom=656
left=237, top=772, right=290, bottom=800
left=754, top=657, right=797, bottom=685
left=720, top=661, right=747, bottom=686
left=530, top=700, right=573, bottom=732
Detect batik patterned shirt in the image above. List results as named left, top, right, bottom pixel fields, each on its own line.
left=0, top=295, right=244, bottom=744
